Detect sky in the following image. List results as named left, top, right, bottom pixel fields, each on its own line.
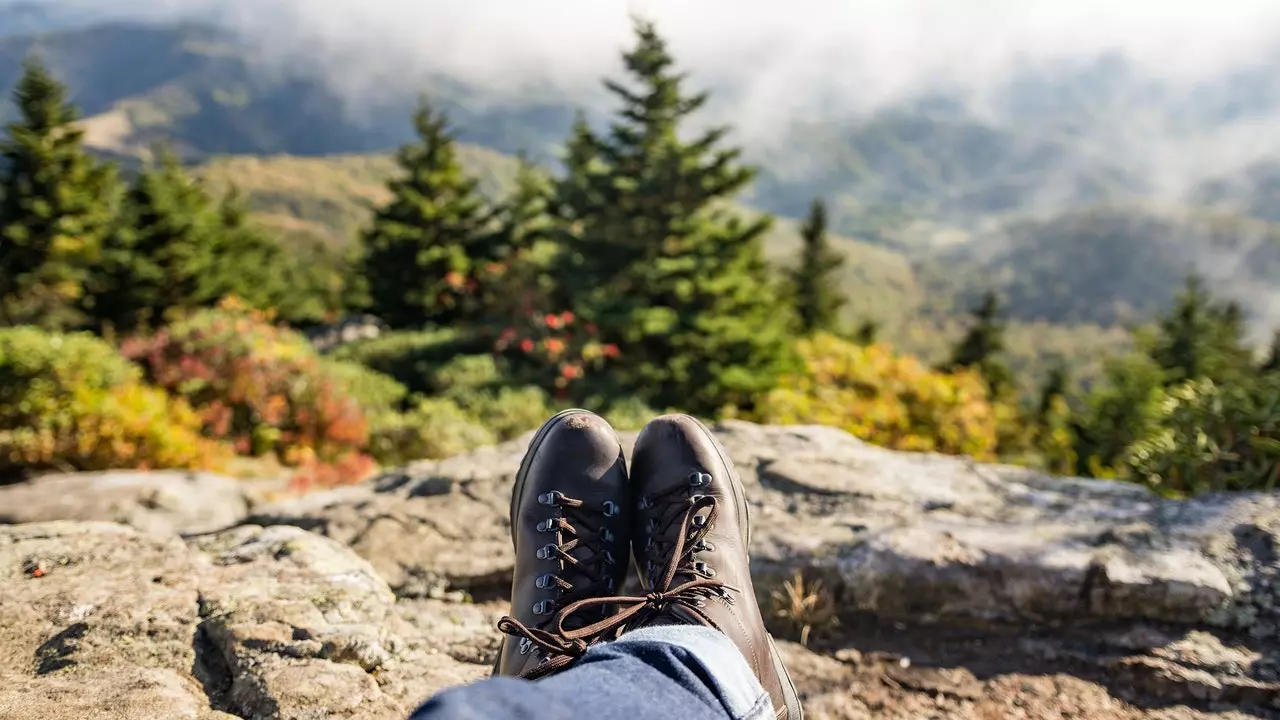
left=25, top=0, right=1280, bottom=113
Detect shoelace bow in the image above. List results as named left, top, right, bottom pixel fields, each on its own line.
left=542, top=477, right=741, bottom=665
left=498, top=492, right=619, bottom=679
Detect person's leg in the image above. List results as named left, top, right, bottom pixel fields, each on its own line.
left=409, top=625, right=770, bottom=720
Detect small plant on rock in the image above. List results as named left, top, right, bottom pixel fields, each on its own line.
left=769, top=570, right=838, bottom=647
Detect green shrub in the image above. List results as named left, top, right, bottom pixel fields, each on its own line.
left=464, top=385, right=555, bottom=440
left=0, top=327, right=224, bottom=475
left=122, top=302, right=371, bottom=479
left=324, top=360, right=410, bottom=417
left=1127, top=377, right=1280, bottom=494
left=367, top=396, right=495, bottom=465
left=601, top=396, right=659, bottom=432
left=331, top=329, right=482, bottom=394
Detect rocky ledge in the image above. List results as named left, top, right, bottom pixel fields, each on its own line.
left=2, top=421, right=1277, bottom=719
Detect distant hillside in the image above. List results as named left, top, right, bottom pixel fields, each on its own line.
left=920, top=205, right=1280, bottom=333
left=191, top=150, right=925, bottom=334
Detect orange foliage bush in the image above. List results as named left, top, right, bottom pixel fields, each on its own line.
left=122, top=300, right=374, bottom=487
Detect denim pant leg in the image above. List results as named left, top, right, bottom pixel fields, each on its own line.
left=409, top=626, right=772, bottom=720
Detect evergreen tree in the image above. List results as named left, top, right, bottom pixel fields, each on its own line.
left=474, top=156, right=559, bottom=331
left=1149, top=275, right=1253, bottom=386
left=90, top=149, right=220, bottom=332
left=1263, top=329, right=1280, bottom=375
left=0, top=57, right=120, bottom=329
left=1072, top=352, right=1166, bottom=477
left=550, top=20, right=792, bottom=414
left=199, top=188, right=293, bottom=313
left=496, top=156, right=556, bottom=259
left=360, top=101, right=491, bottom=330
left=1037, top=364, right=1070, bottom=422
left=789, top=198, right=847, bottom=334
left=944, top=291, right=1013, bottom=396
left=854, top=320, right=879, bottom=346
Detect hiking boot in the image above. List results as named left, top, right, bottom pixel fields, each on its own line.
left=629, top=414, right=803, bottom=719
left=494, top=409, right=631, bottom=679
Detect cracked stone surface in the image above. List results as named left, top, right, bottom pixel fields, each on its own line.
left=4, top=421, right=1280, bottom=717
left=0, top=522, right=493, bottom=720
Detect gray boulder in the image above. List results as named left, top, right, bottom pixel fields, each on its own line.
left=0, top=471, right=251, bottom=536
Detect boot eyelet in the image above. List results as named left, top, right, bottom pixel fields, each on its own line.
left=518, top=638, right=534, bottom=655
left=692, top=515, right=708, bottom=528
left=603, top=551, right=617, bottom=566
left=690, top=494, right=706, bottom=503
left=538, top=491, right=564, bottom=506
left=690, top=472, right=711, bottom=487
left=602, top=501, right=619, bottom=517
left=533, top=600, right=555, bottom=615
left=646, top=518, right=658, bottom=533
left=605, top=577, right=615, bottom=591
left=638, top=496, right=652, bottom=510
left=536, top=574, right=556, bottom=589
left=536, top=544, right=557, bottom=560
left=645, top=536, right=654, bottom=550
left=602, top=528, right=614, bottom=543
left=537, top=518, right=557, bottom=532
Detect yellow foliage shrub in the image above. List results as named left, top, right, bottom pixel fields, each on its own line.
left=0, top=327, right=226, bottom=475
left=758, top=334, right=1000, bottom=459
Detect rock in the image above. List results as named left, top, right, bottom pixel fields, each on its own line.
left=6, top=421, right=1280, bottom=717
left=0, top=471, right=249, bottom=536
left=255, top=422, right=1277, bottom=633
left=0, top=522, right=496, bottom=720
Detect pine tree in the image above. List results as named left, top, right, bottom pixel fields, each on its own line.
left=0, top=57, right=120, bottom=329
left=1037, top=364, right=1070, bottom=421
left=90, top=149, right=220, bottom=332
left=789, top=198, right=847, bottom=334
left=360, top=101, right=491, bottom=330
left=1149, top=275, right=1253, bottom=386
left=474, top=156, right=559, bottom=332
left=944, top=291, right=1013, bottom=396
left=854, top=320, right=879, bottom=346
left=198, top=188, right=292, bottom=313
left=497, top=156, right=556, bottom=259
left=1263, top=329, right=1280, bottom=375
left=550, top=19, right=792, bottom=413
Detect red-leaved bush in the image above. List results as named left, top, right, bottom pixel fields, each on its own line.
left=122, top=299, right=375, bottom=489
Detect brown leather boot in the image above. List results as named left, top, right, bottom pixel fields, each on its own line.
left=628, top=414, right=803, bottom=719
left=494, top=409, right=631, bottom=679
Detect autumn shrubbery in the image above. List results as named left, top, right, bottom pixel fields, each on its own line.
left=757, top=334, right=1002, bottom=460
left=0, top=327, right=225, bottom=476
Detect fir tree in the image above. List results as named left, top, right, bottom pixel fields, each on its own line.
left=550, top=19, right=792, bottom=413
left=1037, top=364, right=1070, bottom=422
left=199, top=188, right=292, bottom=313
left=945, top=291, right=1013, bottom=396
left=854, top=320, right=879, bottom=346
left=497, top=156, right=556, bottom=259
left=90, top=149, right=220, bottom=332
left=0, top=57, right=120, bottom=329
left=789, top=198, right=847, bottom=335
left=1263, top=329, right=1280, bottom=375
left=360, top=101, right=491, bottom=330
left=1149, top=275, right=1253, bottom=386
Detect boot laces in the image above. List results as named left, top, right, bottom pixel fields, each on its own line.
left=540, top=471, right=741, bottom=660
left=498, top=490, right=621, bottom=678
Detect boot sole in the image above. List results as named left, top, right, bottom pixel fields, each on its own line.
left=683, top=415, right=804, bottom=720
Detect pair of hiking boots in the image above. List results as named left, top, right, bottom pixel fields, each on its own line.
left=493, top=410, right=803, bottom=720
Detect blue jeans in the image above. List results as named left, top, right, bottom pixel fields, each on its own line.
left=409, top=626, right=772, bottom=720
